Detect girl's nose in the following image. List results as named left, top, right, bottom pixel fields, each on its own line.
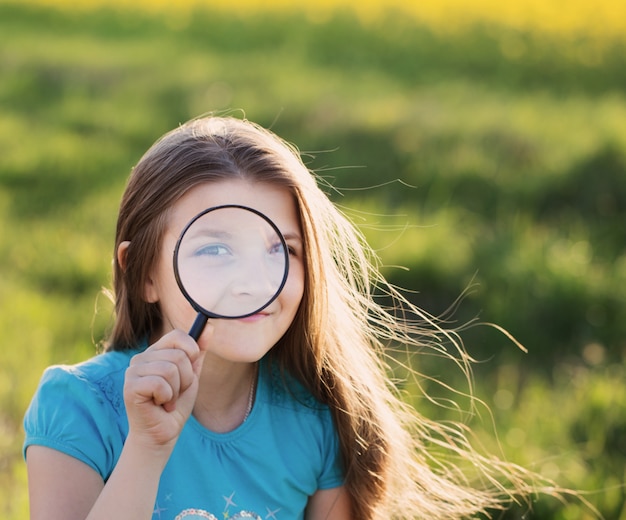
left=230, top=252, right=283, bottom=302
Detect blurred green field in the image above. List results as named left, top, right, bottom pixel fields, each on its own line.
left=1, top=2, right=625, bottom=518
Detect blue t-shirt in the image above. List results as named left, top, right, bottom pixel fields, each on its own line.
left=23, top=347, right=344, bottom=520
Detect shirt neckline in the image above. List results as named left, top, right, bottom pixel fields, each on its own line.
left=186, top=360, right=266, bottom=442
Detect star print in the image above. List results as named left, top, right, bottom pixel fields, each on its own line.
left=265, top=507, right=281, bottom=519
left=223, top=492, right=237, bottom=509
left=152, top=502, right=167, bottom=519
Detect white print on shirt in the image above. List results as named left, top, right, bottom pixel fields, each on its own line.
left=173, top=510, right=259, bottom=519
left=153, top=491, right=281, bottom=520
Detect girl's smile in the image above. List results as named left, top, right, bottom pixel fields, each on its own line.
left=236, top=312, right=271, bottom=323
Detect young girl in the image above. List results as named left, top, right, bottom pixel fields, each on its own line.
left=24, top=116, right=547, bottom=519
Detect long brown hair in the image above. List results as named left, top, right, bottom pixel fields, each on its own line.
left=108, top=116, right=562, bottom=519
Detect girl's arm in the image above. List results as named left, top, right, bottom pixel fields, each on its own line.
left=306, top=486, right=353, bottom=520
left=27, top=330, right=205, bottom=520
left=27, top=447, right=103, bottom=520
left=27, top=437, right=167, bottom=520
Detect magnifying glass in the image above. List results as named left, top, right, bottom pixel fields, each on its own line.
left=173, top=204, right=290, bottom=340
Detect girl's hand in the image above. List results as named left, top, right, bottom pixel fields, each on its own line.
left=123, top=329, right=207, bottom=452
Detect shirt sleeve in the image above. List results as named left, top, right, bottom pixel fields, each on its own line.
left=23, top=365, right=125, bottom=481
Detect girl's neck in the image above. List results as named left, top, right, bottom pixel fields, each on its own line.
left=192, top=358, right=258, bottom=433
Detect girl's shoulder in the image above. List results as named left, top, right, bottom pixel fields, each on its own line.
left=72, top=347, right=140, bottom=380
left=23, top=347, right=144, bottom=479
left=31, top=346, right=144, bottom=419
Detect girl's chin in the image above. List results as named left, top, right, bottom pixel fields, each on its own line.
left=202, top=342, right=272, bottom=364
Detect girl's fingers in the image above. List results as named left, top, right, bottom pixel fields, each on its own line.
left=126, top=330, right=202, bottom=408
left=130, top=350, right=194, bottom=394
left=127, top=373, right=175, bottom=407
left=139, top=329, right=201, bottom=363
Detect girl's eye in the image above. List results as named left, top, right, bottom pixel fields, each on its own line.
left=195, top=244, right=230, bottom=257
left=269, top=242, right=297, bottom=256
left=269, top=242, right=285, bottom=256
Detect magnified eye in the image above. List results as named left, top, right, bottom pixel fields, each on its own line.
left=269, top=241, right=285, bottom=256
left=195, top=243, right=231, bottom=257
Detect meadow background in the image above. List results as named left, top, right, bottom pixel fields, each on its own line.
left=1, top=0, right=625, bottom=518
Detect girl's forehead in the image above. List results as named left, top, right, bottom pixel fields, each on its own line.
left=169, top=180, right=301, bottom=236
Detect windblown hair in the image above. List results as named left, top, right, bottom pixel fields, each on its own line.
left=108, top=115, right=557, bottom=519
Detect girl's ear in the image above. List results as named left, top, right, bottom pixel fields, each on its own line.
left=117, top=241, right=159, bottom=303
left=117, top=241, right=131, bottom=272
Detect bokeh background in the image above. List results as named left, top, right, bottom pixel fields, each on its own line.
left=1, top=0, right=625, bottom=518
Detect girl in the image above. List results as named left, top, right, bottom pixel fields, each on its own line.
left=24, top=116, right=547, bottom=519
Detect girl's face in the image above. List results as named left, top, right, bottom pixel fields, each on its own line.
left=145, top=180, right=305, bottom=363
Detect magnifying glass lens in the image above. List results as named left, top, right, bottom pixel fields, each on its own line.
left=174, top=206, right=289, bottom=326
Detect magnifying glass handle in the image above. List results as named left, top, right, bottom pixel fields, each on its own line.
left=188, top=312, right=209, bottom=341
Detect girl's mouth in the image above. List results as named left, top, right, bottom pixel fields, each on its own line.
left=237, top=312, right=270, bottom=323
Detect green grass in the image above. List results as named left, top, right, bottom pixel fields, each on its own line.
left=1, top=3, right=625, bottom=518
